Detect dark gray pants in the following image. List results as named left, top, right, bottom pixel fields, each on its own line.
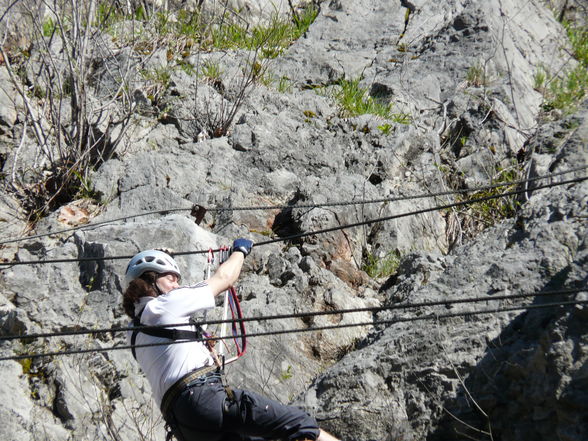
left=167, top=377, right=320, bottom=441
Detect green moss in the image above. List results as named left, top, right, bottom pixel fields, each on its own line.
left=18, top=357, right=33, bottom=374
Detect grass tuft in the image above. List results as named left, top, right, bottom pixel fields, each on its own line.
left=540, top=23, right=588, bottom=114
left=334, top=78, right=411, bottom=123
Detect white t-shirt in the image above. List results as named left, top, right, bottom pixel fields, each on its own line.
left=128, top=282, right=216, bottom=406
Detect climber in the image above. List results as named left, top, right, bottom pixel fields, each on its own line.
left=122, top=241, right=341, bottom=441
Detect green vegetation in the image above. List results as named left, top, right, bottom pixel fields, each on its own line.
left=333, top=77, right=411, bottom=123
left=335, top=78, right=390, bottom=118
left=42, top=17, right=56, bottom=37
left=140, top=66, right=172, bottom=103
left=466, top=62, right=487, bottom=87
left=72, top=170, right=101, bottom=201
left=363, top=250, right=402, bottom=279
left=378, top=123, right=393, bottom=135
left=459, top=164, right=521, bottom=226
left=208, top=5, right=317, bottom=57
left=249, top=228, right=274, bottom=237
left=18, top=357, right=33, bottom=374
left=279, top=365, right=293, bottom=381
left=255, top=62, right=276, bottom=87
left=569, top=23, right=588, bottom=62
left=277, top=76, right=293, bottom=93
left=85, top=275, right=97, bottom=291
left=533, top=66, right=547, bottom=91
left=3, top=1, right=318, bottom=226
left=99, top=3, right=317, bottom=60
left=538, top=23, right=588, bottom=114
left=200, top=60, right=223, bottom=83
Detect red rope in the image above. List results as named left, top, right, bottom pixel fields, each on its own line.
left=228, top=286, right=247, bottom=357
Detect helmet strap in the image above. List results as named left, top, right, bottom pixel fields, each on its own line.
left=153, top=280, right=163, bottom=296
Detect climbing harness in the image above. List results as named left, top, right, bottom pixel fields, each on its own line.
left=160, top=364, right=220, bottom=441
left=160, top=364, right=219, bottom=415
left=129, top=309, right=203, bottom=360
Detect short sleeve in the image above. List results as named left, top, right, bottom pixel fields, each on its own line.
left=142, top=283, right=215, bottom=325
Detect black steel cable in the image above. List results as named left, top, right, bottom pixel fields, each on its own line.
left=1, top=175, right=585, bottom=267
left=0, top=288, right=583, bottom=342
left=2, top=299, right=585, bottom=362
left=251, top=175, right=586, bottom=248
left=1, top=166, right=585, bottom=246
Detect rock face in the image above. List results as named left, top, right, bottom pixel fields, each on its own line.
left=0, top=0, right=586, bottom=440
left=300, top=107, right=588, bottom=440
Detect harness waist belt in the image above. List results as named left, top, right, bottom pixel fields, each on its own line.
left=160, top=364, right=219, bottom=417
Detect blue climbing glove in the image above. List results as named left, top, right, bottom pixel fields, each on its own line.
left=231, top=238, right=254, bottom=257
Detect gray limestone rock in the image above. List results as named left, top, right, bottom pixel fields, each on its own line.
left=0, top=0, right=586, bottom=440
left=0, top=66, right=22, bottom=128
left=298, top=104, right=588, bottom=441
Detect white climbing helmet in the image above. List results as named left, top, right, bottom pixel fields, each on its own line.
left=124, top=249, right=181, bottom=288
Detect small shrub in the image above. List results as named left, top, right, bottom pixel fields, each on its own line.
left=95, top=2, right=127, bottom=29
left=188, top=3, right=318, bottom=137
left=391, top=112, right=411, bottom=124
left=458, top=164, right=521, bottom=226
left=363, top=250, right=401, bottom=279
left=206, top=4, right=317, bottom=58
left=568, top=23, right=588, bottom=63
left=201, top=60, right=223, bottom=83
left=1, top=0, right=140, bottom=222
left=466, top=62, right=487, bottom=87
left=71, top=170, right=101, bottom=202
left=292, top=4, right=319, bottom=37
left=545, top=66, right=588, bottom=111
left=2, top=1, right=320, bottom=222
left=336, top=78, right=386, bottom=117
left=175, top=9, right=203, bottom=37
left=141, top=66, right=172, bottom=102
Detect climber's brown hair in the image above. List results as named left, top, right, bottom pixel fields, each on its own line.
left=122, top=271, right=158, bottom=318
